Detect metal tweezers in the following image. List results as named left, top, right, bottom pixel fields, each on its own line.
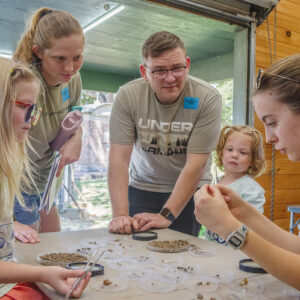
left=64, top=247, right=104, bottom=299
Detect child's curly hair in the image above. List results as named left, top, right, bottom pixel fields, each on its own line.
left=215, top=125, right=265, bottom=178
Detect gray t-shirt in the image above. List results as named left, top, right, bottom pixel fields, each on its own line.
left=23, top=66, right=82, bottom=194
left=110, top=75, right=222, bottom=192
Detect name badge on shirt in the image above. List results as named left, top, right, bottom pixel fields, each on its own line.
left=62, top=86, right=70, bottom=103
left=184, top=97, right=199, bottom=109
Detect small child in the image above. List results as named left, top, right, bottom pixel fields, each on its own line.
left=0, top=57, right=90, bottom=299
left=206, top=125, right=266, bottom=245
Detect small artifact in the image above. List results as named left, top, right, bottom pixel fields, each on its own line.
left=189, top=244, right=215, bottom=256
left=88, top=241, right=97, bottom=245
left=177, top=265, right=194, bottom=274
left=197, top=281, right=210, bottom=286
left=239, top=278, right=248, bottom=286
left=103, top=279, right=112, bottom=286
left=76, top=247, right=91, bottom=252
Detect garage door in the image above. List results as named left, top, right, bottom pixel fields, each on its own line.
left=151, top=0, right=278, bottom=27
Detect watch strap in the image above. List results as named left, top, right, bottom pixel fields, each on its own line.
left=159, top=207, right=175, bottom=222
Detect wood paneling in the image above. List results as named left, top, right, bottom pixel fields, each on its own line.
left=255, top=0, right=300, bottom=234
left=263, top=190, right=300, bottom=205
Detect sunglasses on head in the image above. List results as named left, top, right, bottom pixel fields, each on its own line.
left=14, top=101, right=42, bottom=125
left=256, top=68, right=300, bottom=89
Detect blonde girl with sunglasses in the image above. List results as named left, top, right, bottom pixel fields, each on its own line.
left=0, top=57, right=90, bottom=299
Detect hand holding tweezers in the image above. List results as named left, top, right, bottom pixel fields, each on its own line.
left=64, top=248, right=104, bottom=299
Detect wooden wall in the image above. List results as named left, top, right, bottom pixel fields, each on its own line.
left=255, top=0, right=300, bottom=233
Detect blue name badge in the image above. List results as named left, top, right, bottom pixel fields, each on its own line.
left=62, top=86, right=70, bottom=103
left=184, top=97, right=199, bottom=109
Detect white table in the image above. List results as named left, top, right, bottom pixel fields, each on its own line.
left=14, top=228, right=284, bottom=299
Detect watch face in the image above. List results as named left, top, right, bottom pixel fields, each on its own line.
left=160, top=207, right=175, bottom=222
left=160, top=207, right=170, bottom=217
left=228, top=236, right=242, bottom=248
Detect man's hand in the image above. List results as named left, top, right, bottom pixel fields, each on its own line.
left=14, top=221, right=40, bottom=244
left=108, top=215, right=139, bottom=234
left=133, top=213, right=172, bottom=231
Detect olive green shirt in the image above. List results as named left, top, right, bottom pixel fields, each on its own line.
left=23, top=66, right=82, bottom=194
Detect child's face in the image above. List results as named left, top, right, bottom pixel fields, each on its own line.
left=13, top=80, right=39, bottom=142
left=222, top=131, right=252, bottom=177
left=33, top=33, right=84, bottom=86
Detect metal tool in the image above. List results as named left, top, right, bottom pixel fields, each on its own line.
left=64, top=248, right=104, bottom=299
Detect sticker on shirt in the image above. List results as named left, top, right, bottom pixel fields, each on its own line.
left=62, top=86, right=70, bottom=103
left=184, top=97, right=199, bottom=109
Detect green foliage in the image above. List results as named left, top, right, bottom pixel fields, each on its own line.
left=198, top=225, right=206, bottom=239
left=81, top=90, right=108, bottom=105
left=81, top=91, right=96, bottom=105
left=212, top=79, right=233, bottom=126
left=74, top=178, right=110, bottom=208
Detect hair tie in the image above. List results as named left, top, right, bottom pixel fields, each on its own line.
left=9, top=69, right=14, bottom=75
left=40, top=9, right=53, bottom=19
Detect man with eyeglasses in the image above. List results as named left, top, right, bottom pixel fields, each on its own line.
left=108, top=31, right=222, bottom=236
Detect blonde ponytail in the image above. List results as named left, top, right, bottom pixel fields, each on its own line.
left=14, top=7, right=84, bottom=64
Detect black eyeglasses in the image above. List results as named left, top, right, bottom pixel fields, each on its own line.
left=144, top=65, right=187, bottom=80
left=14, top=101, right=42, bottom=125
left=256, top=68, right=300, bottom=89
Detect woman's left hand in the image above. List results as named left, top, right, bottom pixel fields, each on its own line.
left=14, top=221, right=40, bottom=244
left=56, top=127, right=82, bottom=177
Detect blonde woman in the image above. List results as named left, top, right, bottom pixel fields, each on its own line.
left=194, top=54, right=300, bottom=290
left=13, top=7, right=85, bottom=243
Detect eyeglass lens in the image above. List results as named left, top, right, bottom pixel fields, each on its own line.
left=154, top=67, right=186, bottom=79
left=30, top=107, right=42, bottom=126
left=25, top=104, right=36, bottom=123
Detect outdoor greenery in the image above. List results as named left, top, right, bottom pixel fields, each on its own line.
left=213, top=79, right=233, bottom=126
left=81, top=90, right=108, bottom=105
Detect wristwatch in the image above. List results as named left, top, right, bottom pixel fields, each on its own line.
left=159, top=207, right=175, bottom=223
left=225, top=224, right=248, bottom=250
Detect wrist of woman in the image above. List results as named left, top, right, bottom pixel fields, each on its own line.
left=237, top=202, right=258, bottom=226
left=218, top=218, right=241, bottom=240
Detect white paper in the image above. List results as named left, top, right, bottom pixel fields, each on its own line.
left=39, top=155, right=62, bottom=214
